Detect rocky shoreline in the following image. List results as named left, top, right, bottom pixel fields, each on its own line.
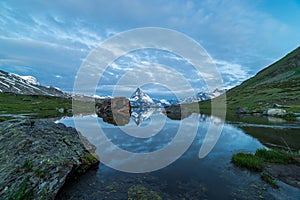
left=0, top=119, right=99, bottom=200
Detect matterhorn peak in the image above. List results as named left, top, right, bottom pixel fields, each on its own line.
left=130, top=87, right=155, bottom=107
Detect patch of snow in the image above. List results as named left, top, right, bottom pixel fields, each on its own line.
left=54, top=87, right=62, bottom=91
left=159, top=99, right=171, bottom=105
left=19, top=75, right=40, bottom=85
left=0, top=81, right=10, bottom=88
left=92, top=94, right=111, bottom=99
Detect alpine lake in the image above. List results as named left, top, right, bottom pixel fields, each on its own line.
left=56, top=106, right=300, bottom=200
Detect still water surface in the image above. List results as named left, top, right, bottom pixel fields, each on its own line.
left=57, top=109, right=300, bottom=199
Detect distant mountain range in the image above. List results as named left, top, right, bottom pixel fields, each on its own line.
left=179, top=88, right=227, bottom=104
left=129, top=87, right=226, bottom=107
left=1, top=46, right=299, bottom=123
left=129, top=87, right=178, bottom=107
left=0, top=70, right=68, bottom=97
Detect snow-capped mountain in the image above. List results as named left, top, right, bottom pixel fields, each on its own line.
left=179, top=88, right=227, bottom=104
left=129, top=88, right=178, bottom=107
left=130, top=88, right=155, bottom=107
left=0, top=70, right=68, bottom=97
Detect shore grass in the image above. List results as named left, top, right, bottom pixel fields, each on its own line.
left=260, top=172, right=279, bottom=189
left=255, top=149, right=296, bottom=164
left=232, top=148, right=300, bottom=188
left=232, top=152, right=264, bottom=171
left=232, top=149, right=299, bottom=169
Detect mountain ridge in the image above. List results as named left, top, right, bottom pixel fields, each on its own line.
left=0, top=70, right=69, bottom=97
left=196, top=46, right=300, bottom=115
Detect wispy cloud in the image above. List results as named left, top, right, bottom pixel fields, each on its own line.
left=1, top=0, right=300, bottom=94
left=214, top=59, right=249, bottom=88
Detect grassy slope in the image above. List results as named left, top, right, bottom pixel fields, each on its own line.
left=0, top=93, right=72, bottom=121
left=191, top=46, right=300, bottom=115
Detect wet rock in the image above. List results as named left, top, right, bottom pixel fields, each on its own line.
left=294, top=113, right=300, bottom=117
left=263, top=108, right=286, bottom=116
left=236, top=107, right=249, bottom=114
left=67, top=109, right=73, bottom=114
left=264, top=163, right=300, bottom=189
left=0, top=119, right=99, bottom=200
left=273, top=103, right=290, bottom=108
left=58, top=108, right=65, bottom=113
left=95, top=97, right=131, bottom=126
left=164, top=105, right=193, bottom=120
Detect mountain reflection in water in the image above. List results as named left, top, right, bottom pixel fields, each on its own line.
left=58, top=106, right=300, bottom=199
left=95, top=99, right=195, bottom=127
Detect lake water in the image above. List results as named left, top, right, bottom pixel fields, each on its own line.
left=57, top=108, right=300, bottom=199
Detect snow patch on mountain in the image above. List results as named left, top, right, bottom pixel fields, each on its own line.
left=0, top=70, right=68, bottom=97
left=18, top=75, right=40, bottom=85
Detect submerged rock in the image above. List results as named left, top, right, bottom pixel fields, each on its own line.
left=0, top=119, right=99, bottom=200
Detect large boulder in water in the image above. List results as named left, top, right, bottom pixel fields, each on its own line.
left=164, top=105, right=193, bottom=120
left=95, top=97, right=131, bottom=126
left=0, top=119, right=99, bottom=200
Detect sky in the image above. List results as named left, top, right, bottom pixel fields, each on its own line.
left=1, top=0, right=300, bottom=98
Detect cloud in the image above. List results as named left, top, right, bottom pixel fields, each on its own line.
left=55, top=75, right=63, bottom=79
left=213, top=59, right=249, bottom=88
left=1, top=0, right=300, bottom=94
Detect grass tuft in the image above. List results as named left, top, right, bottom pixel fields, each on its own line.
left=232, top=152, right=264, bottom=171
left=255, top=149, right=295, bottom=164
left=260, top=172, right=279, bottom=189
left=8, top=177, right=33, bottom=200
left=21, top=160, right=33, bottom=172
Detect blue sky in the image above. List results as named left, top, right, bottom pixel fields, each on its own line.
left=1, top=0, right=300, bottom=97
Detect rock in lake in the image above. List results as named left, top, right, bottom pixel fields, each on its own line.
left=263, top=108, right=286, bottom=116
left=164, top=105, right=193, bottom=120
left=95, top=97, right=131, bottom=126
left=236, top=107, right=249, bottom=114
left=0, top=119, right=99, bottom=200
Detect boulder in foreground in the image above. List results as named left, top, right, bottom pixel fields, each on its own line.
left=0, top=119, right=99, bottom=200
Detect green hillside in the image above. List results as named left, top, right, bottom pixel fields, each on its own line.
left=0, top=93, right=72, bottom=121
left=196, top=46, right=300, bottom=115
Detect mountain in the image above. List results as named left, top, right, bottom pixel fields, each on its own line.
left=129, top=88, right=155, bottom=107
left=0, top=70, right=68, bottom=97
left=198, top=46, right=300, bottom=114
left=180, top=88, right=226, bottom=104
left=129, top=87, right=226, bottom=107
left=129, top=87, right=178, bottom=107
